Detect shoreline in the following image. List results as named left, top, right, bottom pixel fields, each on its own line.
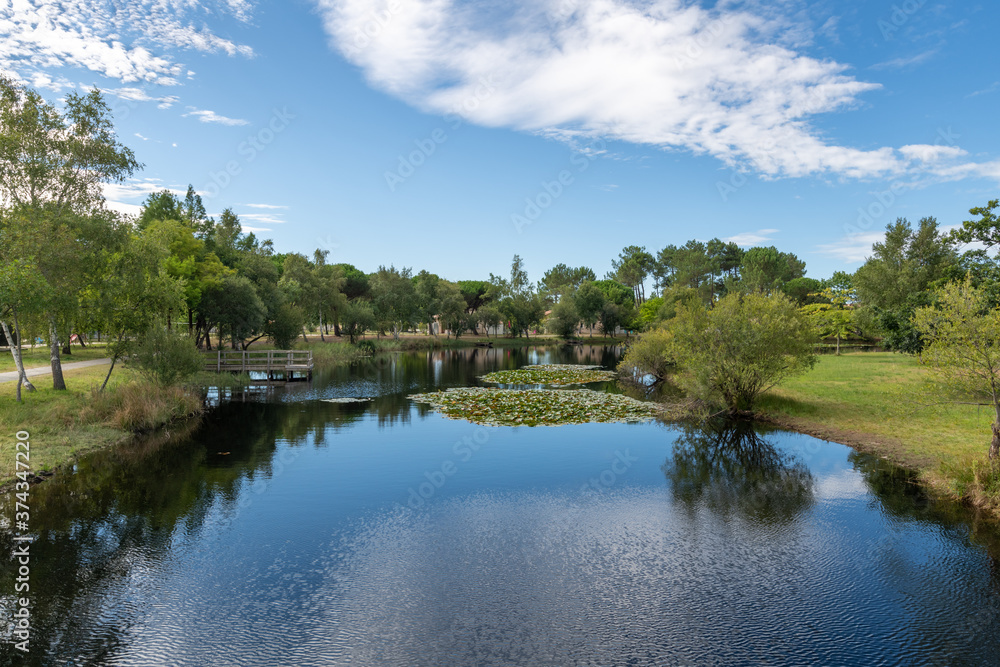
left=4, top=344, right=997, bottom=526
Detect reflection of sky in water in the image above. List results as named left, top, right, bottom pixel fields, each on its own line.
left=4, top=347, right=1000, bottom=665
left=46, top=415, right=999, bottom=666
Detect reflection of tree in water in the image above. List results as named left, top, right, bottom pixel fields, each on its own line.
left=663, top=419, right=814, bottom=523
left=849, top=450, right=1000, bottom=565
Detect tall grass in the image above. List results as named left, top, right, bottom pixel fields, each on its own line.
left=83, top=380, right=203, bottom=432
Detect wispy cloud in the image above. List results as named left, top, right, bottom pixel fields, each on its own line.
left=870, top=49, right=938, bottom=71
left=240, top=213, right=288, bottom=224
left=0, top=1, right=254, bottom=86
left=316, top=0, right=999, bottom=184
left=108, top=87, right=180, bottom=109
left=968, top=81, right=1000, bottom=98
left=725, top=228, right=780, bottom=247
left=815, top=232, right=884, bottom=264
left=243, top=203, right=290, bottom=209
left=183, top=106, right=250, bottom=126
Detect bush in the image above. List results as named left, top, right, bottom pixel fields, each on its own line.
left=126, top=327, right=204, bottom=386
left=618, top=327, right=675, bottom=381
left=85, top=381, right=202, bottom=431
left=546, top=299, right=580, bottom=339
left=623, top=292, right=816, bottom=413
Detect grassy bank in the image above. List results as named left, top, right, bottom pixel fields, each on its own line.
left=757, top=352, right=1000, bottom=514
left=0, top=365, right=205, bottom=484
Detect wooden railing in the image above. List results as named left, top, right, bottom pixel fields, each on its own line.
left=204, top=350, right=313, bottom=373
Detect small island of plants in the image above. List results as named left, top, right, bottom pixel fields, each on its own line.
left=408, top=387, right=659, bottom=426
left=478, top=364, right=617, bottom=386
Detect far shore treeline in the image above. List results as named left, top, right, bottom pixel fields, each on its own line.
left=4, top=77, right=1000, bottom=461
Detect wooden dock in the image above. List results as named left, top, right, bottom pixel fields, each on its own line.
left=204, top=350, right=313, bottom=381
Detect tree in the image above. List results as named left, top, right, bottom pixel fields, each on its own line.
left=89, top=229, right=185, bottom=390
left=739, top=246, right=805, bottom=293
left=339, top=300, right=375, bottom=343
left=914, top=277, right=1000, bottom=460
left=437, top=280, right=468, bottom=337
left=783, top=277, right=825, bottom=306
left=414, top=270, right=443, bottom=335
left=0, top=258, right=49, bottom=400
left=575, top=281, right=606, bottom=334
left=200, top=274, right=267, bottom=349
left=610, top=246, right=654, bottom=304
left=950, top=199, right=1000, bottom=254
left=633, top=292, right=817, bottom=413
left=137, top=189, right=184, bottom=229
left=801, top=303, right=854, bottom=355
left=539, top=264, right=595, bottom=300
left=854, top=217, right=958, bottom=352
left=0, top=78, right=141, bottom=389
left=370, top=265, right=417, bottom=340
left=546, top=298, right=580, bottom=339
left=478, top=306, right=502, bottom=338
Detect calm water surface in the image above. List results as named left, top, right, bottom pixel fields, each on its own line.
left=2, top=345, right=1000, bottom=666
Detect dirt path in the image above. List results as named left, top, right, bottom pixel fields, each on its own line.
left=0, top=358, right=111, bottom=383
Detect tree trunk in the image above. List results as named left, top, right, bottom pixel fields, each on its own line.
left=334, top=320, right=341, bottom=337
left=49, top=317, right=66, bottom=391
left=78, top=334, right=86, bottom=348
left=991, top=421, right=1000, bottom=461
left=1, top=317, right=35, bottom=398
left=319, top=309, right=325, bottom=342
left=301, top=326, right=309, bottom=343
left=100, top=333, right=124, bottom=391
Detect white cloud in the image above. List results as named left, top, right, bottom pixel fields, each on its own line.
left=814, top=232, right=885, bottom=264
left=0, top=1, right=254, bottom=85
left=725, top=228, right=780, bottom=247
left=134, top=132, right=149, bottom=141
left=183, top=106, right=250, bottom=126
left=107, top=87, right=180, bottom=109
left=243, top=203, right=289, bottom=209
left=239, top=213, right=287, bottom=224
left=316, top=0, right=999, bottom=184
left=870, top=49, right=938, bottom=71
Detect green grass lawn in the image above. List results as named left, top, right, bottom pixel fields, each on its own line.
left=0, top=365, right=125, bottom=479
left=0, top=343, right=110, bottom=373
left=758, top=352, right=995, bottom=497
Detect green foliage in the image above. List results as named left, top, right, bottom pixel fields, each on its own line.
left=619, top=327, right=675, bottom=381
left=339, top=300, right=375, bottom=344
left=370, top=265, right=417, bottom=339
left=634, top=292, right=817, bottom=413
left=539, top=264, right=596, bottom=300
left=574, top=281, right=605, bottom=330
left=126, top=326, right=204, bottom=386
left=949, top=198, right=1000, bottom=255
left=915, top=277, right=1000, bottom=458
left=738, top=246, right=805, bottom=293
left=266, top=303, right=304, bottom=349
left=853, top=217, right=959, bottom=350
left=200, top=274, right=267, bottom=349
left=638, top=296, right=664, bottom=326
left=783, top=277, right=825, bottom=306
left=546, top=298, right=580, bottom=339
left=335, top=263, right=371, bottom=300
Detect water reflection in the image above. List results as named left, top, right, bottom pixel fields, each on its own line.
left=2, top=346, right=1000, bottom=666
left=663, top=419, right=814, bottom=524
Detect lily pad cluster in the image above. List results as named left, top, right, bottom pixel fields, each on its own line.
left=408, top=387, right=659, bottom=427
left=479, top=364, right=617, bottom=386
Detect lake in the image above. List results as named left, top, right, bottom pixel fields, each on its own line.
left=2, top=345, right=999, bottom=666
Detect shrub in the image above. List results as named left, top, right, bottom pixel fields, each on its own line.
left=126, top=326, right=204, bottom=386
left=85, top=381, right=202, bottom=431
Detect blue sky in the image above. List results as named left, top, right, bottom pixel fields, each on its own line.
left=2, top=0, right=998, bottom=283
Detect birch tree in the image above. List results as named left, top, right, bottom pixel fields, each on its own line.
left=0, top=77, right=140, bottom=389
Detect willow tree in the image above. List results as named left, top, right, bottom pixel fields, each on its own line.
left=0, top=77, right=140, bottom=389
left=915, top=278, right=1000, bottom=460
